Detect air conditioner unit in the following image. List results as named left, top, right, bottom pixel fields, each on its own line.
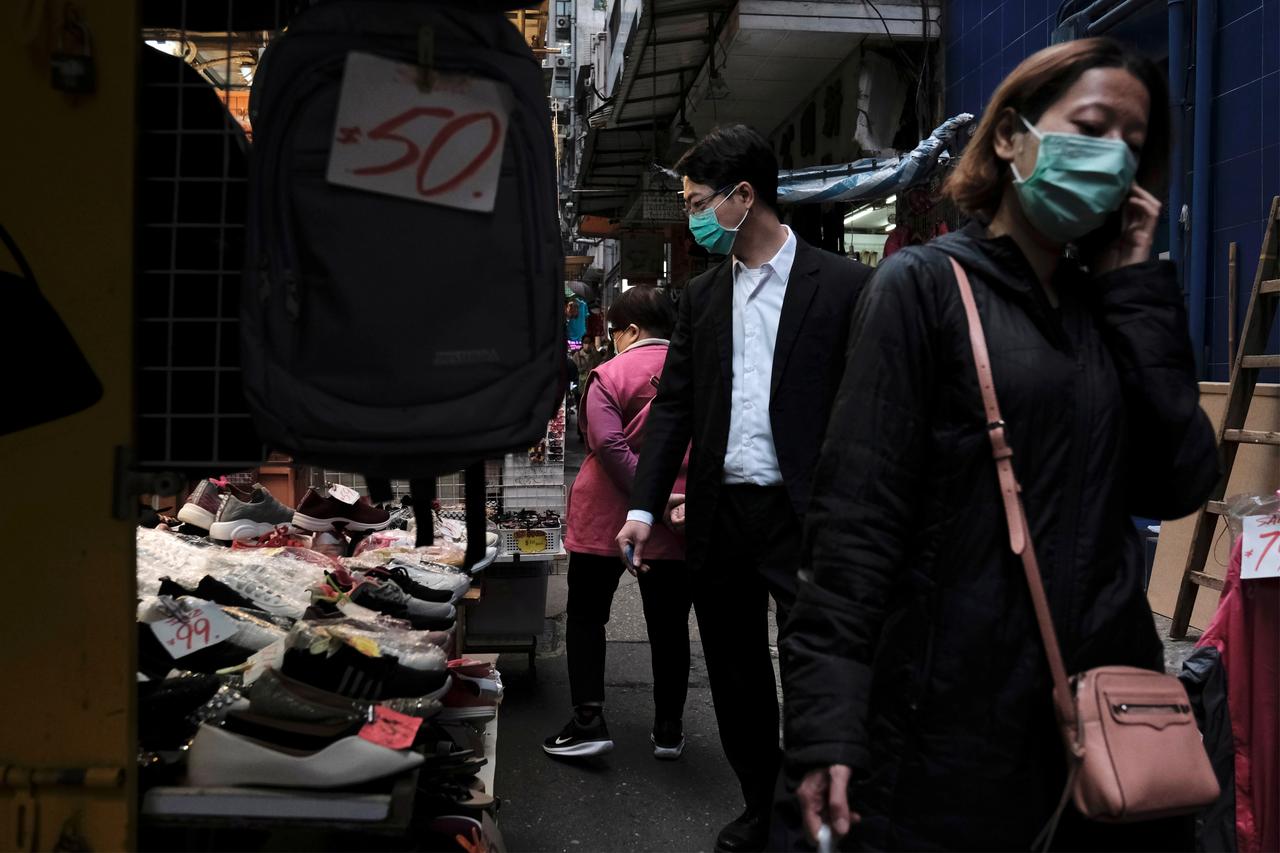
left=556, top=17, right=568, bottom=29
left=555, top=56, right=570, bottom=68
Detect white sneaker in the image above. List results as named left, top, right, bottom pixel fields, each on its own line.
left=186, top=723, right=423, bottom=788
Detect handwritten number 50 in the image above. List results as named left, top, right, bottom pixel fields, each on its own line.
left=352, top=107, right=502, bottom=198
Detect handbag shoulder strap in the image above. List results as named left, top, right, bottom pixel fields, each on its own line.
left=945, top=255, right=1077, bottom=728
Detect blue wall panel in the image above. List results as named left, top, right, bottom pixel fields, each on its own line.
left=943, top=0, right=1280, bottom=381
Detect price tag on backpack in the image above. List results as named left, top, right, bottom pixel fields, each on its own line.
left=328, top=483, right=361, bottom=505
left=358, top=705, right=422, bottom=750
left=151, top=601, right=237, bottom=659
left=327, top=51, right=510, bottom=213
left=1241, top=514, right=1280, bottom=580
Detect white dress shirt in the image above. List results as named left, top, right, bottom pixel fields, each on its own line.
left=627, top=226, right=796, bottom=527
left=724, top=226, right=795, bottom=485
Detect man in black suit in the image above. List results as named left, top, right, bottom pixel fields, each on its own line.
left=616, top=125, right=872, bottom=852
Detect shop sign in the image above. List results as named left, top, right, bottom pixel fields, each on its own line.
left=328, top=52, right=511, bottom=213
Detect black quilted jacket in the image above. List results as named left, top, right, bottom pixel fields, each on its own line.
left=780, top=222, right=1218, bottom=850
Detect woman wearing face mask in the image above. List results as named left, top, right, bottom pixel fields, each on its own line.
left=780, top=39, right=1218, bottom=851
left=545, top=286, right=693, bottom=761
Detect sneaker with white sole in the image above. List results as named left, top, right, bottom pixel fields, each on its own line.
left=209, top=485, right=295, bottom=541
left=542, top=712, right=614, bottom=758
left=178, top=479, right=253, bottom=530
left=293, top=487, right=391, bottom=533
left=651, top=718, right=685, bottom=760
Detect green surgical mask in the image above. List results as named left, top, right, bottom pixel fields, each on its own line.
left=688, top=184, right=749, bottom=255
left=1011, top=114, right=1137, bottom=243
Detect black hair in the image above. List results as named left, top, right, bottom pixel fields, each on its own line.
left=674, top=124, right=779, bottom=211
left=606, top=287, right=676, bottom=340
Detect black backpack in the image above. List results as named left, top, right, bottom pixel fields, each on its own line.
left=242, top=1, right=564, bottom=497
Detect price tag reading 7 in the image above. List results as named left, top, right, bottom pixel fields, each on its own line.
left=327, top=52, right=510, bottom=213
left=1241, top=514, right=1280, bottom=580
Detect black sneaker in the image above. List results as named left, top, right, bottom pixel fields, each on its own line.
left=542, top=713, right=614, bottom=758
left=651, top=718, right=685, bottom=760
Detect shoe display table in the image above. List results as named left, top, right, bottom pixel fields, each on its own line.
left=139, top=657, right=506, bottom=850
left=141, top=767, right=420, bottom=831
left=458, top=574, right=543, bottom=673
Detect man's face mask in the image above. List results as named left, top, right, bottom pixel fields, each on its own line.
left=688, top=183, right=749, bottom=255
left=1011, top=114, right=1138, bottom=243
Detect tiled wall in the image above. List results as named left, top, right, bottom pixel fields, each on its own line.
left=944, top=0, right=1056, bottom=116
left=944, top=0, right=1280, bottom=380
left=1205, top=0, right=1279, bottom=378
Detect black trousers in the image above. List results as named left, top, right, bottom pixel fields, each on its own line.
left=565, top=551, right=693, bottom=723
left=695, top=485, right=801, bottom=817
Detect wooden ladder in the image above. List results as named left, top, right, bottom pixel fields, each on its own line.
left=1170, top=195, right=1280, bottom=639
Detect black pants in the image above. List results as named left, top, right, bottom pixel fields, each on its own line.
left=695, top=485, right=801, bottom=817
left=565, top=551, right=692, bottom=723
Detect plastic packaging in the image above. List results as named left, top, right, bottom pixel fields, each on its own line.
left=289, top=616, right=448, bottom=672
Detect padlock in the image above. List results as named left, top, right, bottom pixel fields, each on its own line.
left=51, top=17, right=96, bottom=94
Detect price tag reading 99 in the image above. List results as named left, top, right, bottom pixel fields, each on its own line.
left=171, top=611, right=212, bottom=650
left=327, top=53, right=511, bottom=213
left=150, top=601, right=237, bottom=659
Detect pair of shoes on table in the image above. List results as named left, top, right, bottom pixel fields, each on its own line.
left=293, top=487, right=391, bottom=534
left=184, top=667, right=454, bottom=788
left=542, top=712, right=684, bottom=760
left=319, top=568, right=457, bottom=631
left=209, top=484, right=296, bottom=541
left=176, top=478, right=254, bottom=530
left=438, top=658, right=502, bottom=723
left=280, top=643, right=450, bottom=702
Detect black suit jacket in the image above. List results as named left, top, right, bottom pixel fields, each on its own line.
left=632, top=236, right=872, bottom=569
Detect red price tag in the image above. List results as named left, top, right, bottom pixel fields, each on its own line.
left=327, top=52, right=509, bottom=213
left=150, top=602, right=237, bottom=659
left=358, top=705, right=422, bottom=750
left=1241, top=514, right=1280, bottom=580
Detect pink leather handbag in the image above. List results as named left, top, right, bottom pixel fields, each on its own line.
left=946, top=256, right=1220, bottom=844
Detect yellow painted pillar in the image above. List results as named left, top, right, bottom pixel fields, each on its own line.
left=0, top=0, right=137, bottom=849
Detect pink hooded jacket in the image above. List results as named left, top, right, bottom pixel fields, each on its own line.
left=564, top=340, right=688, bottom=560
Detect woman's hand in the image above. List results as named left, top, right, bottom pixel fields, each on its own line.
left=798, top=765, right=859, bottom=844
left=1093, top=185, right=1162, bottom=274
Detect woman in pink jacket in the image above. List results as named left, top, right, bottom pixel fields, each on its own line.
left=544, top=286, right=691, bottom=762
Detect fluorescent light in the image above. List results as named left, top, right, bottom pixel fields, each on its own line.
left=843, top=205, right=876, bottom=224
left=884, top=223, right=896, bottom=232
